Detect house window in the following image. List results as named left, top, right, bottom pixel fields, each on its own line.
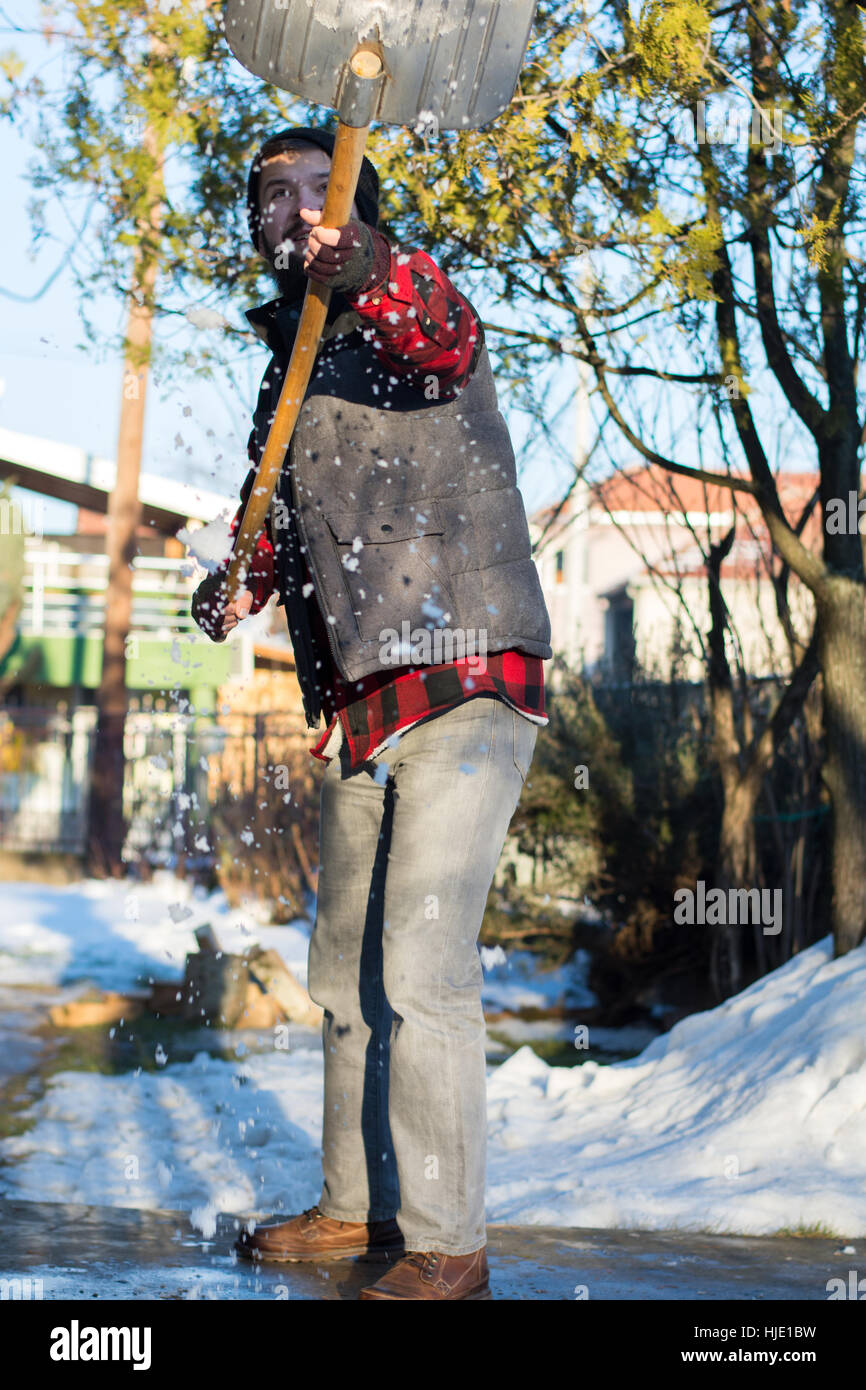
left=605, top=592, right=635, bottom=680
left=555, top=550, right=564, bottom=584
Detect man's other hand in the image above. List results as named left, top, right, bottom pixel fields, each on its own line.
left=192, top=568, right=254, bottom=643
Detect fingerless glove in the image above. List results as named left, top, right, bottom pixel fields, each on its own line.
left=304, top=219, right=391, bottom=297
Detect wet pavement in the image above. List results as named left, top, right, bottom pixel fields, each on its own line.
left=0, top=1197, right=855, bottom=1300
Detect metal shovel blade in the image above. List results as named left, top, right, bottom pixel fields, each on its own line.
left=224, top=0, right=537, bottom=130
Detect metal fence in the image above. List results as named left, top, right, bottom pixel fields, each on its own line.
left=0, top=705, right=312, bottom=866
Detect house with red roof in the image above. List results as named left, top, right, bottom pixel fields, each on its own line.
left=530, top=466, right=818, bottom=681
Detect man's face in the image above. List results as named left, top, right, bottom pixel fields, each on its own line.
left=257, top=145, right=360, bottom=261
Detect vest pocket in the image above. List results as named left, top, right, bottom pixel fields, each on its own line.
left=324, top=502, right=457, bottom=644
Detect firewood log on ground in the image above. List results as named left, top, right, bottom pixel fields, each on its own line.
left=47, top=925, right=323, bottom=1031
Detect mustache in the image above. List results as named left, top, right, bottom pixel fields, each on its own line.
left=271, top=227, right=308, bottom=254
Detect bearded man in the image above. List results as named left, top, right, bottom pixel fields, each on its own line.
left=192, top=127, right=551, bottom=1300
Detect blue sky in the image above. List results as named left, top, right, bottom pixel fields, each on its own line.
left=0, top=99, right=281, bottom=530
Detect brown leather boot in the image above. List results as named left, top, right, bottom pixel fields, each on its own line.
left=359, top=1247, right=492, bottom=1299
left=234, top=1206, right=405, bottom=1263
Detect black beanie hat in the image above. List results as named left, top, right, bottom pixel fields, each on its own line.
left=247, top=126, right=380, bottom=254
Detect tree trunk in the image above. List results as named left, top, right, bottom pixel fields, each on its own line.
left=86, top=277, right=154, bottom=877
left=711, top=771, right=761, bottom=1000
left=86, top=132, right=163, bottom=878
left=705, top=527, right=819, bottom=996
left=816, top=576, right=866, bottom=955
left=707, top=526, right=750, bottom=999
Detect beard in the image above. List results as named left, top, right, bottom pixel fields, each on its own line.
left=260, top=237, right=352, bottom=326
left=264, top=244, right=308, bottom=303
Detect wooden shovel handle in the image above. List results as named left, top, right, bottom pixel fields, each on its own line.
left=225, top=120, right=371, bottom=602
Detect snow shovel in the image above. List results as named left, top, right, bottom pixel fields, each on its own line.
left=220, top=0, right=537, bottom=605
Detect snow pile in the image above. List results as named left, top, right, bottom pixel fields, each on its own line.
left=485, top=936, right=866, bottom=1234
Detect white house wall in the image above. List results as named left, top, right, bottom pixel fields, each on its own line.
left=534, top=503, right=813, bottom=680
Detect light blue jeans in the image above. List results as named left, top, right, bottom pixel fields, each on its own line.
left=306, top=695, right=537, bottom=1255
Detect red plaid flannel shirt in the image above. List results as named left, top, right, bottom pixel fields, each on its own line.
left=232, top=237, right=547, bottom=767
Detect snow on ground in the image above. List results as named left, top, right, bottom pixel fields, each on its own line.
left=0, top=877, right=594, bottom=1017
left=479, top=943, right=598, bottom=1012
left=0, top=874, right=312, bottom=991
left=1, top=1048, right=326, bottom=1240
left=1, top=877, right=865, bottom=1235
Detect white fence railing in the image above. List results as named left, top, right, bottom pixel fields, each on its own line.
left=20, top=548, right=200, bottom=637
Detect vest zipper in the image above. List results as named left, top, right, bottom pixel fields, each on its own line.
left=273, top=329, right=355, bottom=688
left=288, top=471, right=351, bottom=684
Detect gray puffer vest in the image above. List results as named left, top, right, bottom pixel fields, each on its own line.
left=245, top=292, right=552, bottom=730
